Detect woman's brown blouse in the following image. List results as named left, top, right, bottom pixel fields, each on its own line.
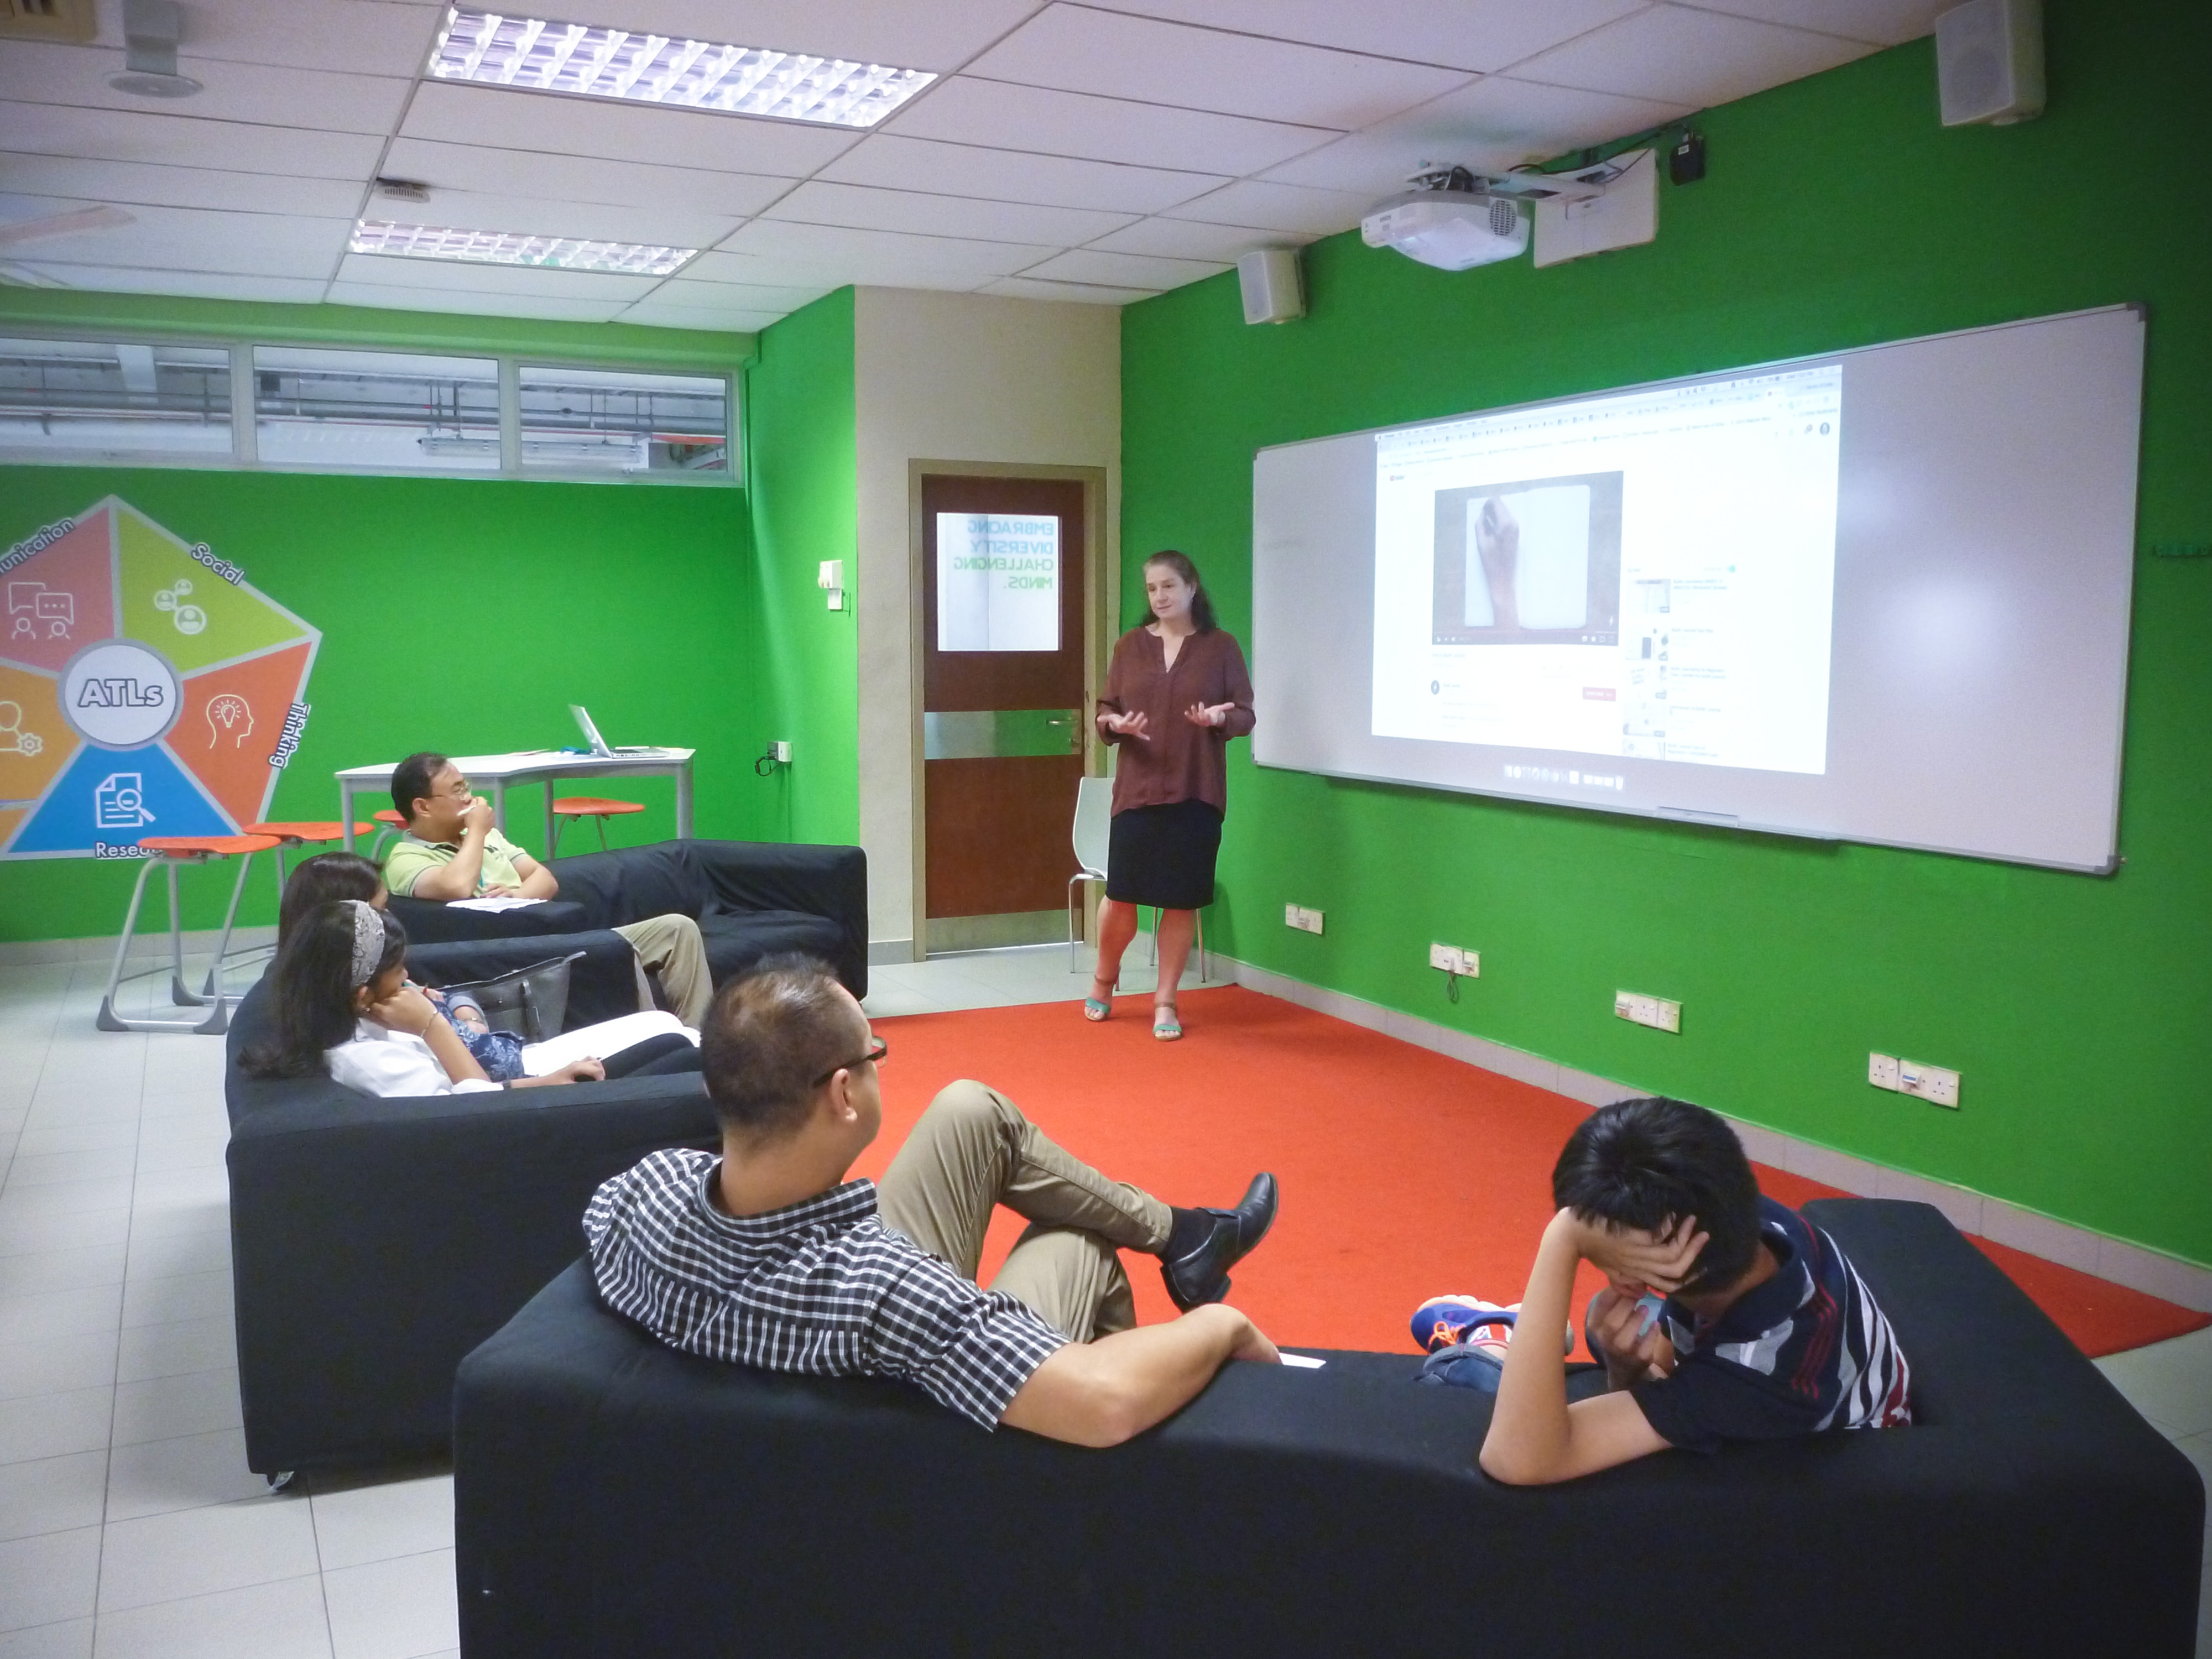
left=1095, top=625, right=1256, bottom=816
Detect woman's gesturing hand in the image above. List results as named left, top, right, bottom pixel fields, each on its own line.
left=1100, top=709, right=1151, bottom=742
left=1183, top=701, right=1234, bottom=729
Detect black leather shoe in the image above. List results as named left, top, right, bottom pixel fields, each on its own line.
left=1162, top=1173, right=1279, bottom=1312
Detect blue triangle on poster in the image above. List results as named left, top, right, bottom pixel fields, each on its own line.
left=10, top=742, right=233, bottom=854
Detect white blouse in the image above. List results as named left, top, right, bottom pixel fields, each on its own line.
left=325, top=1020, right=501, bottom=1098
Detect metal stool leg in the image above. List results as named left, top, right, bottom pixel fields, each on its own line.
left=99, top=855, right=234, bottom=1035
left=180, top=846, right=257, bottom=1005
left=596, top=814, right=609, bottom=852
left=96, top=854, right=165, bottom=1032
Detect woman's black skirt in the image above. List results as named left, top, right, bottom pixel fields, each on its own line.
left=1105, top=799, right=1223, bottom=910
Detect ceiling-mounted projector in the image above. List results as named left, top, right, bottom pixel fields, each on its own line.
left=1363, top=163, right=1613, bottom=272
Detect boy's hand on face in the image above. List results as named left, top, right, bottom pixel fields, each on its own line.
left=1564, top=1211, right=1709, bottom=1296
left=1587, top=1286, right=1676, bottom=1388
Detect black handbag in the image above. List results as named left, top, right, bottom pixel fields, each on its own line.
left=433, top=951, right=585, bottom=1043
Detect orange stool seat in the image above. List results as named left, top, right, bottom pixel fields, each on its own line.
left=99, top=834, right=283, bottom=1035
left=551, top=796, right=645, bottom=854
left=247, top=820, right=374, bottom=843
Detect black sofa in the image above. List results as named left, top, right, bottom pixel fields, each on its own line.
left=385, top=837, right=868, bottom=999
left=453, top=1199, right=2205, bottom=1659
left=223, top=933, right=718, bottom=1479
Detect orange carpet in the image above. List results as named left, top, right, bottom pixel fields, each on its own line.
left=864, top=985, right=2208, bottom=1361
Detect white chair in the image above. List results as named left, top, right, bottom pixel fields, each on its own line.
left=1066, top=775, right=1208, bottom=985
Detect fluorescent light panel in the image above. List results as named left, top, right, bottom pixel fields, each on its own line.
left=431, top=8, right=936, bottom=128
left=349, top=219, right=697, bottom=276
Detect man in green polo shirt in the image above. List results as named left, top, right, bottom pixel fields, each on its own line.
left=383, top=751, right=712, bottom=1026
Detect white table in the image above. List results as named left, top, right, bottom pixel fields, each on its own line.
left=336, top=749, right=696, bottom=857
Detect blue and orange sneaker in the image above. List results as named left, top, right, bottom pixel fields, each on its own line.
left=1411, top=1295, right=1578, bottom=1356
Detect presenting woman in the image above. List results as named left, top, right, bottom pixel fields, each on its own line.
left=1086, top=550, right=1254, bottom=1040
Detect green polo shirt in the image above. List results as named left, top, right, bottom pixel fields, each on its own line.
left=384, top=827, right=528, bottom=898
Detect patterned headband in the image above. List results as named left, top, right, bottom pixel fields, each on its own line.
left=346, top=900, right=385, bottom=988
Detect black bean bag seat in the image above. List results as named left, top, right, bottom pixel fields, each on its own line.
left=453, top=1199, right=2204, bottom=1658
left=222, top=934, right=718, bottom=1478
left=384, top=838, right=867, bottom=999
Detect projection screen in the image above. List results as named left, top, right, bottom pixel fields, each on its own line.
left=1251, top=305, right=2145, bottom=872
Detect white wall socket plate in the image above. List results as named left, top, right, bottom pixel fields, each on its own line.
left=1869, top=1051, right=1960, bottom=1107
left=1615, top=990, right=1680, bottom=1032
left=1428, top=942, right=1479, bottom=975
left=1285, top=904, right=1324, bottom=935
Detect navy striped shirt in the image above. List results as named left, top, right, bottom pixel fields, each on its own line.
left=584, top=1148, right=1067, bottom=1430
left=1633, top=1196, right=1913, bottom=1453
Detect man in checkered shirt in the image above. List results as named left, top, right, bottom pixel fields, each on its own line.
left=585, top=955, right=1282, bottom=1444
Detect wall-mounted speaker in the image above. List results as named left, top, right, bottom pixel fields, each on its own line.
left=1238, top=248, right=1305, bottom=325
left=1936, top=0, right=2044, bottom=126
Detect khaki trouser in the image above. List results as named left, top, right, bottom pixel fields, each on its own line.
left=613, top=914, right=712, bottom=1026
left=876, top=1081, right=1172, bottom=1343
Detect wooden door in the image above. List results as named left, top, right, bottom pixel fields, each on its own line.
left=921, top=475, right=1086, bottom=941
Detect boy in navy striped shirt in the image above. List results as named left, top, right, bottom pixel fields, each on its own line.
left=1478, top=1097, right=1912, bottom=1484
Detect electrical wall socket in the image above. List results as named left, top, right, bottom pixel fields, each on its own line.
left=1285, top=904, right=1324, bottom=935
left=771, top=741, right=792, bottom=763
left=1614, top=990, right=1681, bottom=1033
left=1869, top=1052, right=1961, bottom=1108
left=1428, top=942, right=1479, bottom=976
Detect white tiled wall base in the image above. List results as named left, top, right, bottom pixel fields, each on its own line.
left=1221, top=956, right=2212, bottom=1314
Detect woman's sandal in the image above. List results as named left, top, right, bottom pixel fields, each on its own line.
left=1152, top=1005, right=1182, bottom=1041
left=1083, top=978, right=1114, bottom=1022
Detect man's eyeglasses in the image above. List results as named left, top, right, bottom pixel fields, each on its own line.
left=814, top=1034, right=888, bottom=1088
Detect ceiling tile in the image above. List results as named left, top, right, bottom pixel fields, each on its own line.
left=1511, top=6, right=1877, bottom=107
left=1691, top=0, right=1943, bottom=48
left=0, top=155, right=366, bottom=218
left=763, top=180, right=1133, bottom=246
left=174, top=0, right=445, bottom=78
left=661, top=260, right=834, bottom=307
left=963, top=8, right=1471, bottom=129
left=523, top=0, right=1047, bottom=72
left=980, top=274, right=1157, bottom=304
left=617, top=296, right=782, bottom=332
left=1159, top=179, right=1372, bottom=236
left=372, top=191, right=741, bottom=252
left=1083, top=217, right=1306, bottom=262
left=0, top=43, right=411, bottom=137
left=1021, top=248, right=1225, bottom=290
left=1072, top=0, right=1651, bottom=75
left=378, top=139, right=796, bottom=218
left=4, top=264, right=330, bottom=304
left=883, top=77, right=1335, bottom=174
left=327, top=279, right=631, bottom=322
left=721, top=220, right=1055, bottom=283
left=2, top=201, right=349, bottom=278
left=0, top=102, right=386, bottom=180
left=335, top=252, right=664, bottom=300
left=819, top=134, right=1222, bottom=215
left=1259, top=76, right=1696, bottom=194
left=401, top=82, right=862, bottom=176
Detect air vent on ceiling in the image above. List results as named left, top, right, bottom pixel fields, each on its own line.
left=0, top=0, right=97, bottom=41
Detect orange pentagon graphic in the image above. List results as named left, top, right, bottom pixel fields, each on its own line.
left=0, top=662, right=71, bottom=811
left=176, top=641, right=317, bottom=830
left=2, top=508, right=116, bottom=675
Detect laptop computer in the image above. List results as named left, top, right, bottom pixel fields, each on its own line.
left=570, top=705, right=659, bottom=758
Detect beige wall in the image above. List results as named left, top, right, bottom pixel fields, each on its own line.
left=852, top=287, right=1121, bottom=956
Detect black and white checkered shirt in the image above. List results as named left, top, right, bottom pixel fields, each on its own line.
left=584, top=1147, right=1068, bottom=1430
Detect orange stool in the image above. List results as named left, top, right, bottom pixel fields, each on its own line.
left=367, top=808, right=408, bottom=860
left=551, top=796, right=644, bottom=854
left=98, top=834, right=281, bottom=1034
left=232, top=820, right=374, bottom=986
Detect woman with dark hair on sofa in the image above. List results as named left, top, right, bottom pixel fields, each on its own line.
left=242, top=900, right=702, bottom=1095
left=275, top=850, right=387, bottom=947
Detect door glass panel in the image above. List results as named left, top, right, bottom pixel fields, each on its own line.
left=935, top=512, right=1060, bottom=651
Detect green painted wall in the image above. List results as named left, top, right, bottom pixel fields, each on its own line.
left=739, top=288, right=859, bottom=847
left=0, top=295, right=771, bottom=942
left=1121, top=6, right=2212, bottom=1264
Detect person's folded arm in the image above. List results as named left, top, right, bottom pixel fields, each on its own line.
left=999, top=1304, right=1279, bottom=1448
left=509, top=849, right=560, bottom=899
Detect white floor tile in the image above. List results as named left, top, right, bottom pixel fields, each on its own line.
left=91, top=1572, right=331, bottom=1659
left=2096, top=1327, right=2212, bottom=1439
left=0, top=1211, right=131, bottom=1261
left=322, top=1548, right=457, bottom=1659
left=0, top=1387, right=113, bottom=1465
left=0, top=1333, right=115, bottom=1401
left=0, top=1451, right=107, bottom=1542
left=309, top=1477, right=452, bottom=1572
left=0, top=1618, right=93, bottom=1658
left=96, top=1498, right=319, bottom=1612
left=0, top=1181, right=134, bottom=1222
left=118, top=1271, right=229, bottom=1331
left=105, top=1428, right=267, bottom=1522
left=3, top=1152, right=129, bottom=1192
left=9, top=1124, right=137, bottom=1162
left=0, top=1248, right=125, bottom=1302
left=114, top=1317, right=232, bottom=1386
left=118, top=1203, right=226, bottom=1244
left=128, top=1168, right=227, bottom=1212
left=0, top=1525, right=100, bottom=1632
left=128, top=1136, right=227, bottom=1176
left=110, top=1368, right=240, bottom=1448
left=121, top=1229, right=227, bottom=1285
left=0, top=1286, right=121, bottom=1345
